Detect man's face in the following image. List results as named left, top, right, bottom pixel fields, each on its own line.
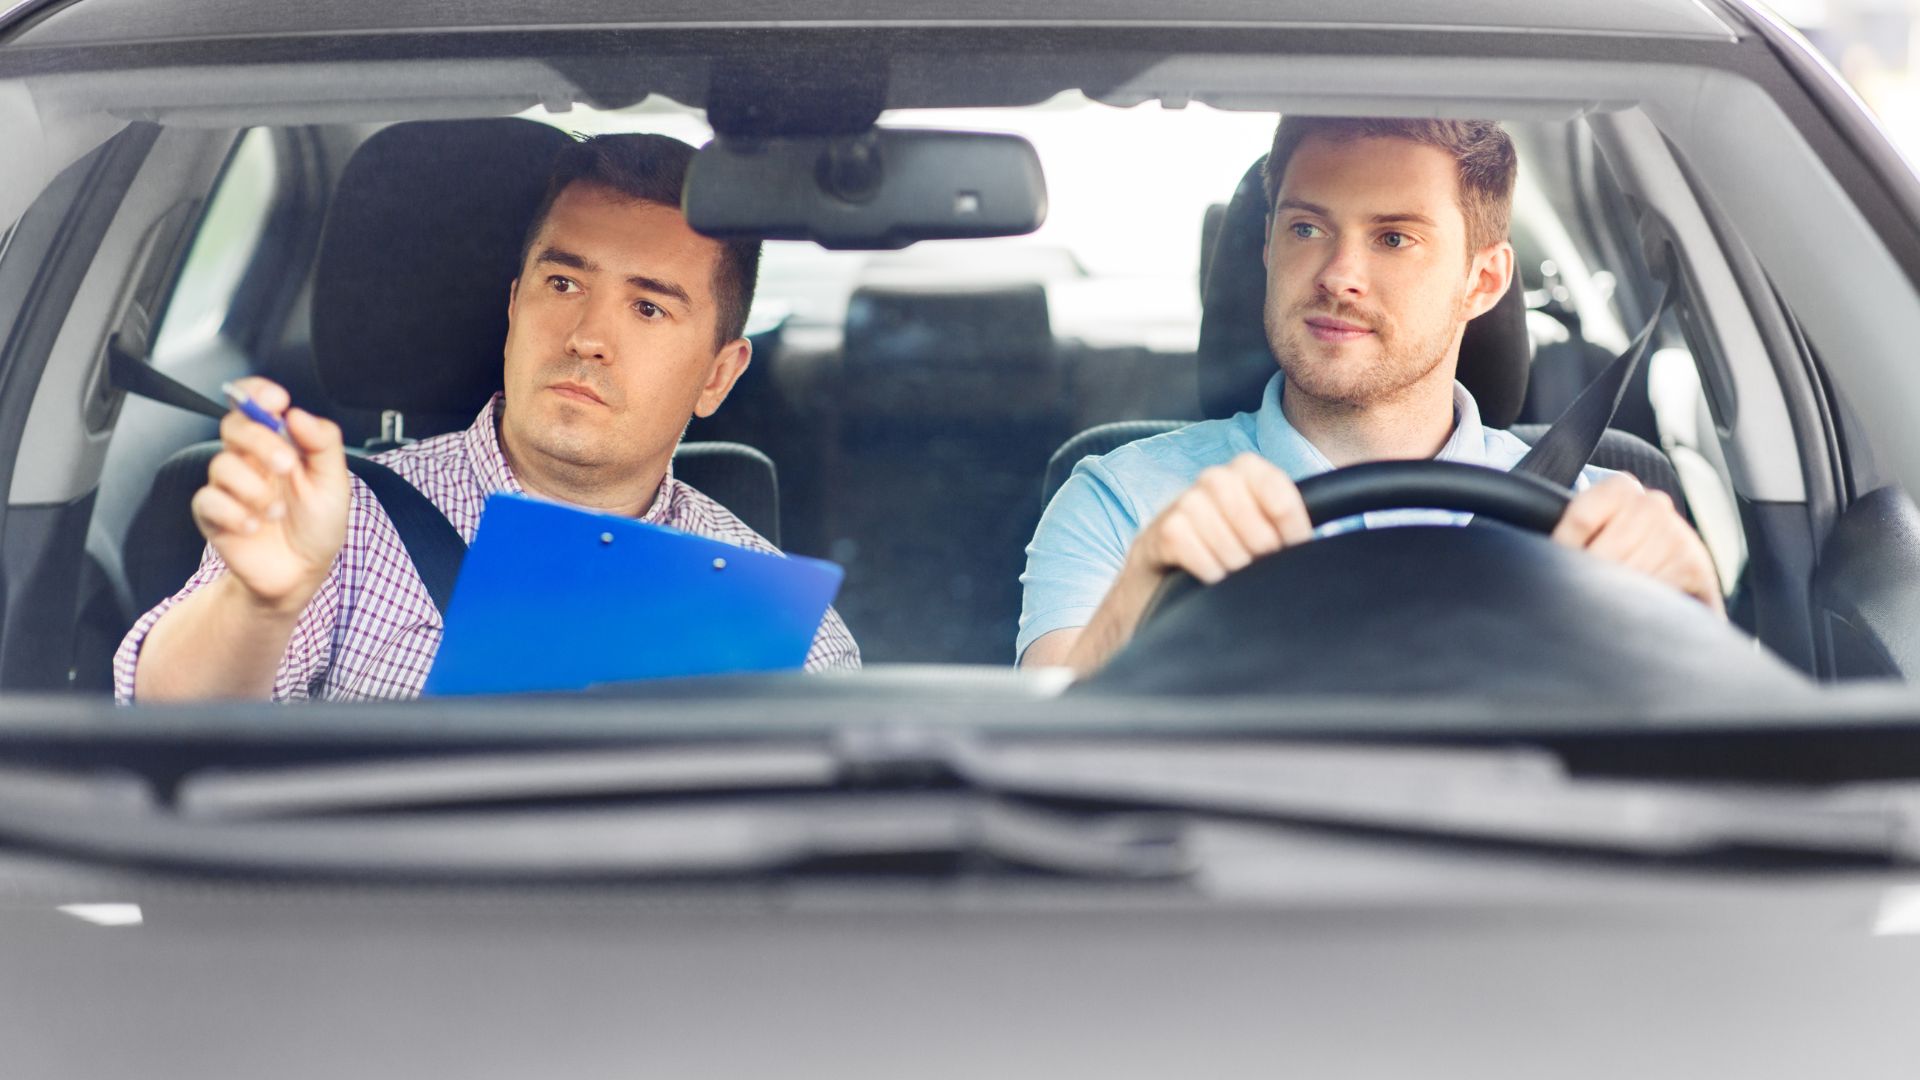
left=1262, top=134, right=1509, bottom=407
left=502, top=182, right=747, bottom=475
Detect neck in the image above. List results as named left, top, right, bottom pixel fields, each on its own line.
left=1280, top=368, right=1460, bottom=469
left=497, top=410, right=668, bottom=519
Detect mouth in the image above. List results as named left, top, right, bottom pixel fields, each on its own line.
left=1303, top=316, right=1375, bottom=344
left=548, top=381, right=607, bottom=406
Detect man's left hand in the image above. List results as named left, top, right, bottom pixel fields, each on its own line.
left=1551, top=474, right=1725, bottom=615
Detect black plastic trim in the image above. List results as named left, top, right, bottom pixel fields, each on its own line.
left=0, top=25, right=1749, bottom=80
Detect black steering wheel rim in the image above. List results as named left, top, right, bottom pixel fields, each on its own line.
left=1294, top=460, right=1571, bottom=533
left=1142, top=460, right=1573, bottom=625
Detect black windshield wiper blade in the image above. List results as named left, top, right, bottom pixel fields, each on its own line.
left=18, top=743, right=1165, bottom=880
left=175, top=744, right=842, bottom=820
left=119, top=734, right=1920, bottom=872
left=0, top=789, right=1190, bottom=882
left=947, top=740, right=1918, bottom=863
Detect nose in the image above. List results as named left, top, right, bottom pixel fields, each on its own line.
left=1314, top=237, right=1369, bottom=303
left=565, top=295, right=615, bottom=363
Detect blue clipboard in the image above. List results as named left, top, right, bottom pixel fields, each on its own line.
left=423, top=493, right=844, bottom=696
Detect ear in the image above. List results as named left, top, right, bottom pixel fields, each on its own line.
left=1460, top=241, right=1515, bottom=321
left=507, top=277, right=519, bottom=316
left=1261, top=212, right=1274, bottom=269
left=693, top=338, right=753, bottom=418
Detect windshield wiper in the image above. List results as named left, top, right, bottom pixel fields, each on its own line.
left=0, top=790, right=1189, bottom=881
left=175, top=744, right=844, bottom=819
left=0, top=745, right=1190, bottom=880
left=947, top=739, right=1918, bottom=863
left=5, top=734, right=1916, bottom=881
left=170, top=733, right=1920, bottom=862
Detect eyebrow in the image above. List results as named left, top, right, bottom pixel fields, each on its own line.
left=626, top=274, right=693, bottom=309
left=533, top=246, right=694, bottom=309
left=1275, top=199, right=1438, bottom=229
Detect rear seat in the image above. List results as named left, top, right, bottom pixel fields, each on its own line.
left=823, top=282, right=1068, bottom=662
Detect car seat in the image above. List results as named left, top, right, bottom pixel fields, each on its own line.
left=825, top=281, right=1066, bottom=663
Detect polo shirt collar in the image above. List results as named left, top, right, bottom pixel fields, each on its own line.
left=1251, top=372, right=1488, bottom=476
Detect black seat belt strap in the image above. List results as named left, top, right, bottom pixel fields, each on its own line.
left=106, top=335, right=226, bottom=422
left=1511, top=281, right=1674, bottom=489
left=107, top=337, right=467, bottom=614
left=339, top=454, right=466, bottom=614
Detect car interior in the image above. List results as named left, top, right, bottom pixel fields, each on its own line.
left=2, top=40, right=1918, bottom=699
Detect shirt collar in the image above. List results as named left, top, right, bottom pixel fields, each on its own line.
left=1251, top=373, right=1489, bottom=476
left=466, top=393, right=678, bottom=524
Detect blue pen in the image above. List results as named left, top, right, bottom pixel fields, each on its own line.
left=220, top=381, right=288, bottom=437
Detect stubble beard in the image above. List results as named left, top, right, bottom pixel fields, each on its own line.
left=1264, top=288, right=1464, bottom=411
left=500, top=390, right=614, bottom=474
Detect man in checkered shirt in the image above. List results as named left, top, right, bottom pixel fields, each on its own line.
left=116, top=133, right=860, bottom=702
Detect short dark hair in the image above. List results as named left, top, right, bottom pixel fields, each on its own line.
left=519, top=132, right=761, bottom=346
left=1261, top=117, right=1517, bottom=254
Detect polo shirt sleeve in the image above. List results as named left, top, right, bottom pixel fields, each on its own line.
left=112, top=542, right=344, bottom=704
left=1574, top=462, right=1618, bottom=491
left=1016, top=459, right=1143, bottom=663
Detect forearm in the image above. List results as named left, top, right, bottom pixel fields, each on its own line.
left=131, top=573, right=308, bottom=701
left=1059, top=558, right=1171, bottom=677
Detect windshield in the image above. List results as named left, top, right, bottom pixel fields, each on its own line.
left=0, top=8, right=1914, bottom=746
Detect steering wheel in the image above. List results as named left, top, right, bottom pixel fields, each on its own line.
left=1137, top=460, right=1570, bottom=622
left=1084, top=460, right=1809, bottom=703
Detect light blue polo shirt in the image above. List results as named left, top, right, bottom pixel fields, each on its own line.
left=1015, top=374, right=1612, bottom=661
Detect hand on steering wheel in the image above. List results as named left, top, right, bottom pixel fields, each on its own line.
left=1554, top=474, right=1724, bottom=614
left=1138, top=456, right=1719, bottom=620
left=1125, top=454, right=1316, bottom=585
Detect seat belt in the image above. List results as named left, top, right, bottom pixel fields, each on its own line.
left=108, top=337, right=467, bottom=614
left=1510, top=280, right=1674, bottom=488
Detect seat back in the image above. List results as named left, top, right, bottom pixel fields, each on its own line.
left=825, top=282, right=1064, bottom=662
left=311, top=118, right=567, bottom=423
left=1042, top=420, right=1187, bottom=509
left=840, top=283, right=1061, bottom=421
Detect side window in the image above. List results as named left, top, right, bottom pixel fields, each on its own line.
left=149, top=128, right=277, bottom=365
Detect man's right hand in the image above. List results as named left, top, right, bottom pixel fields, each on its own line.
left=1022, top=453, right=1312, bottom=673
left=1124, top=452, right=1314, bottom=583
left=191, top=377, right=350, bottom=613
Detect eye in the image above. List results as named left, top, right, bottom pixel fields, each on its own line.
left=1381, top=232, right=1411, bottom=249
left=546, top=275, right=580, bottom=293
left=635, top=300, right=664, bottom=320
left=1289, top=222, right=1323, bottom=240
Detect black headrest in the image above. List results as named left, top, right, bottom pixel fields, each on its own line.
left=842, top=283, right=1052, bottom=369
left=312, top=118, right=573, bottom=416
left=1197, top=156, right=1530, bottom=428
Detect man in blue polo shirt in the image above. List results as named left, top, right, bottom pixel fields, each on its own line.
left=1018, top=116, right=1721, bottom=675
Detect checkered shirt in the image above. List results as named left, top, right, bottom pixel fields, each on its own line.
left=114, top=394, right=860, bottom=702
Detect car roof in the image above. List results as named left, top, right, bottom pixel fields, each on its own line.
left=7, top=0, right=1742, bottom=50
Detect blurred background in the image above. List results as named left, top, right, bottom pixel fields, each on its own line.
left=1781, top=0, right=1920, bottom=160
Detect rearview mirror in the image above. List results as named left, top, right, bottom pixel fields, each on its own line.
left=683, top=128, right=1048, bottom=250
